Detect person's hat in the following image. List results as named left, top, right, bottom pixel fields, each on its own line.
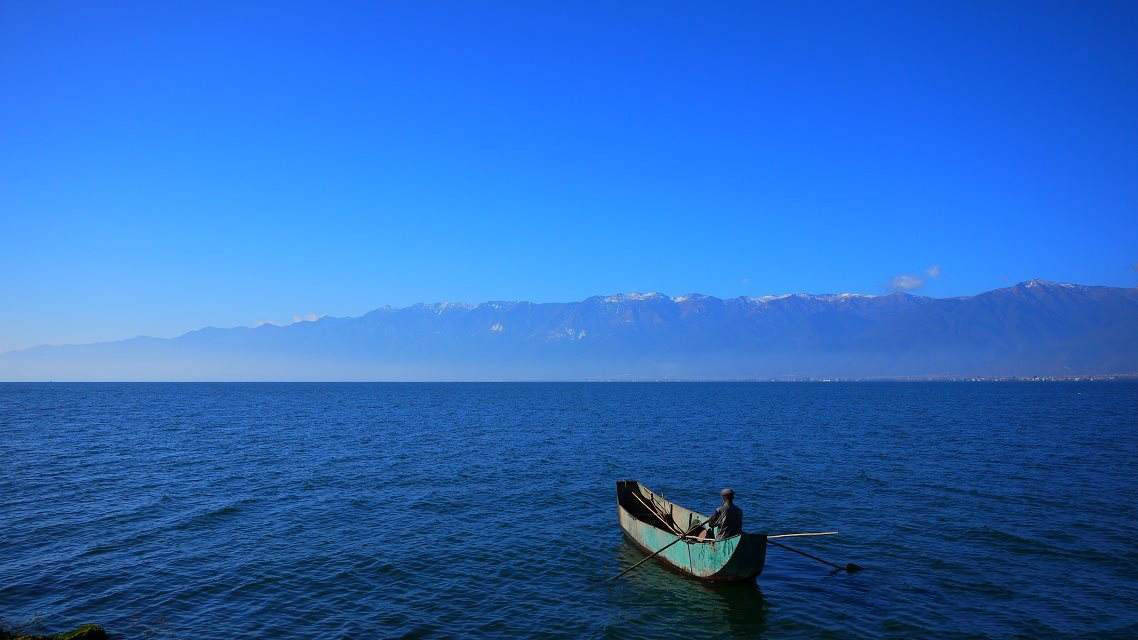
left=720, top=487, right=735, bottom=498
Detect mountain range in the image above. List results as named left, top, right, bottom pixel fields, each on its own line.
left=3, top=280, right=1137, bottom=380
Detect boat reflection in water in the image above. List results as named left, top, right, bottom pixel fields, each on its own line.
left=611, top=542, right=768, bottom=638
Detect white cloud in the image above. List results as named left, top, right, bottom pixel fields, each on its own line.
left=291, top=312, right=321, bottom=324
left=890, top=264, right=941, bottom=291
left=890, top=274, right=924, bottom=291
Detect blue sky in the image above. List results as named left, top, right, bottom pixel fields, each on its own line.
left=2, top=2, right=1137, bottom=351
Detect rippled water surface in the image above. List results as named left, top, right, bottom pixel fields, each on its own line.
left=3, top=382, right=1137, bottom=638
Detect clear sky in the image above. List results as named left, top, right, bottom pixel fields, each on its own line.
left=2, top=2, right=1137, bottom=352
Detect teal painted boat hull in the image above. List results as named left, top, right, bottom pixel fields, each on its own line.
left=616, top=480, right=767, bottom=582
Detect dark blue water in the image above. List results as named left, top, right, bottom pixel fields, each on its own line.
left=3, top=383, right=1137, bottom=638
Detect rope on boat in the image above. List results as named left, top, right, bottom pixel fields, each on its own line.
left=631, top=490, right=684, bottom=535
left=630, top=491, right=726, bottom=543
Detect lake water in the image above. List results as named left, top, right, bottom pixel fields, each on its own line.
left=2, top=382, right=1137, bottom=638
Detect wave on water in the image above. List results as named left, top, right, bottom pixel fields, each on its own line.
left=3, top=381, right=1137, bottom=639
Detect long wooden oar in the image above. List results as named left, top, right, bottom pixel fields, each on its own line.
left=767, top=538, right=862, bottom=573
left=608, top=518, right=709, bottom=581
left=768, top=531, right=838, bottom=539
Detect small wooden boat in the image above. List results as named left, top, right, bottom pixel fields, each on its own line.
left=616, top=480, right=767, bottom=582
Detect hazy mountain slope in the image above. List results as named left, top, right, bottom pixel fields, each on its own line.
left=3, top=280, right=1136, bottom=380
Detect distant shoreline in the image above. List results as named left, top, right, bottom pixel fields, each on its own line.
left=3, top=375, right=1137, bottom=384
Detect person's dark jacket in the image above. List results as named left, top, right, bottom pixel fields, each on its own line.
left=705, top=501, right=743, bottom=540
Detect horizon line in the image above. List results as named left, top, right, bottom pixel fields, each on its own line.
left=3, top=375, right=1138, bottom=384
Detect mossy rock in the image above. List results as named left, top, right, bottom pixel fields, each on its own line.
left=1, top=624, right=108, bottom=640
left=50, top=625, right=108, bottom=640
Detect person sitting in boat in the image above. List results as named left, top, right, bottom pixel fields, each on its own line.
left=701, top=488, right=743, bottom=540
